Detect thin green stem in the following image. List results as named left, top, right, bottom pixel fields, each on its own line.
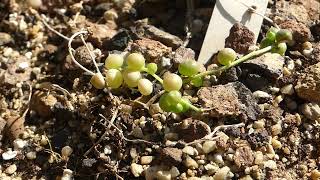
left=180, top=98, right=201, bottom=112
left=192, top=45, right=273, bottom=79
left=142, top=68, right=163, bottom=84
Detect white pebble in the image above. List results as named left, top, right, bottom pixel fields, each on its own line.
left=280, top=84, right=294, bottom=95
left=161, top=57, right=171, bottom=67
left=213, top=166, right=233, bottom=180
left=213, top=153, right=224, bottom=165
left=202, top=141, right=216, bottom=154
left=182, top=146, right=196, bottom=156
left=61, top=146, right=73, bottom=158
left=18, top=62, right=29, bottom=70
left=303, top=48, right=313, bottom=57
left=131, top=163, right=144, bottom=177
left=25, top=52, right=32, bottom=59
left=140, top=156, right=153, bottom=165
left=204, top=163, right=219, bottom=175
left=13, top=139, right=27, bottom=149
left=3, top=47, right=13, bottom=57
left=287, top=60, right=295, bottom=71
left=156, top=170, right=171, bottom=180
left=5, top=164, right=17, bottom=174
left=26, top=151, right=37, bottom=160
left=274, top=95, right=284, bottom=104
left=184, top=156, right=198, bottom=169
left=170, top=166, right=180, bottom=178
left=2, top=149, right=18, bottom=160
left=104, top=145, right=112, bottom=155
left=253, top=91, right=271, bottom=99
left=61, top=169, right=73, bottom=180
left=27, top=0, right=42, bottom=9
left=264, top=160, right=277, bottom=170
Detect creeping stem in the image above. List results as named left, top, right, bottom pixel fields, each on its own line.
left=142, top=68, right=164, bottom=84
left=180, top=98, right=201, bottom=112
left=193, top=45, right=273, bottom=79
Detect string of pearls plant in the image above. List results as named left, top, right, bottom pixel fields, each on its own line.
left=69, top=27, right=292, bottom=114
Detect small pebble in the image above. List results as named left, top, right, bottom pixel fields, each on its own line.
left=280, top=84, right=294, bottom=95
left=182, top=146, right=196, bottom=156
left=213, top=166, right=233, bottom=180
left=264, top=160, right=277, bottom=170
left=61, top=169, right=73, bottom=180
left=269, top=87, right=280, bottom=93
left=311, top=169, right=320, bottom=180
left=272, top=123, right=282, bottom=136
left=202, top=141, right=216, bottom=154
left=3, top=47, right=13, bottom=57
left=253, top=120, right=265, bottom=129
left=184, top=156, right=198, bottom=169
left=204, top=163, right=219, bottom=175
left=104, top=145, right=112, bottom=155
left=156, top=170, right=171, bottom=180
left=13, top=139, right=27, bottom=149
left=140, top=156, right=153, bottom=165
left=26, top=151, right=37, bottom=160
left=271, top=138, right=282, bottom=149
left=254, top=151, right=264, bottom=165
left=2, top=149, right=18, bottom=160
left=253, top=91, right=271, bottom=99
left=287, top=60, right=295, bottom=71
left=303, top=49, right=313, bottom=57
left=213, top=153, right=224, bottom=165
left=170, top=166, right=180, bottom=178
left=5, top=164, right=17, bottom=175
left=27, top=0, right=42, bottom=9
left=274, top=95, right=284, bottom=104
left=302, top=42, right=312, bottom=50
left=131, top=163, right=143, bottom=177
left=61, top=146, right=73, bottom=158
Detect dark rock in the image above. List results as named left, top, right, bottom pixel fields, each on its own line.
left=310, top=21, right=320, bottom=41
left=38, top=44, right=59, bottom=62
left=279, top=19, right=311, bottom=43
left=295, top=62, right=320, bottom=102
left=0, top=32, right=12, bottom=46
left=241, top=53, right=285, bottom=80
left=173, top=118, right=211, bottom=143
left=107, top=30, right=131, bottom=51
left=243, top=73, right=269, bottom=91
left=233, top=146, right=254, bottom=169
left=225, top=22, right=255, bottom=54
left=246, top=130, right=269, bottom=149
left=143, top=25, right=183, bottom=48
left=129, top=38, right=172, bottom=63
left=160, top=147, right=182, bottom=166
left=197, top=82, right=261, bottom=122
left=219, top=67, right=240, bottom=84
left=53, top=102, right=75, bottom=122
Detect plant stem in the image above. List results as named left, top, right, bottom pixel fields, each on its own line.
left=193, top=45, right=273, bottom=79
left=142, top=68, right=163, bottom=84
left=180, top=98, right=201, bottom=112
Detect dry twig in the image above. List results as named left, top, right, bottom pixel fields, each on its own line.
left=187, top=122, right=245, bottom=145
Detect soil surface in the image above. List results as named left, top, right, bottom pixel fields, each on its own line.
left=0, top=0, right=320, bottom=180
